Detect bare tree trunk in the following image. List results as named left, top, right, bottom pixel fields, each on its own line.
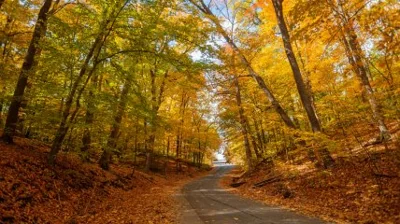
left=2, top=0, right=52, bottom=143
left=272, top=0, right=322, bottom=132
left=99, top=74, right=132, bottom=170
left=234, top=76, right=254, bottom=170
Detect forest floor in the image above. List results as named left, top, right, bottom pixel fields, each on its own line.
left=0, top=136, right=210, bottom=224
left=221, top=124, right=400, bottom=224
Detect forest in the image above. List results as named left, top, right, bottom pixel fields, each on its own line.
left=0, top=0, right=399, bottom=223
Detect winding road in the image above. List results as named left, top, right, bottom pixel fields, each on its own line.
left=179, top=162, right=326, bottom=224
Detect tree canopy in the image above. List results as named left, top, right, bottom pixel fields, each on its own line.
left=0, top=0, right=399, bottom=170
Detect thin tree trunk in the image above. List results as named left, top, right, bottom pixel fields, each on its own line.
left=272, top=0, right=321, bottom=132
left=293, top=39, right=320, bottom=128
left=166, top=136, right=170, bottom=157
left=175, top=91, right=189, bottom=172
left=146, top=69, right=168, bottom=170
left=234, top=76, right=253, bottom=170
left=99, top=74, right=132, bottom=170
left=2, top=0, right=52, bottom=143
left=0, top=95, right=4, bottom=127
left=48, top=34, right=103, bottom=165
left=272, top=0, right=335, bottom=168
left=148, top=69, right=158, bottom=155
left=48, top=0, right=128, bottom=164
left=81, top=74, right=99, bottom=160
left=176, top=134, right=181, bottom=172
left=340, top=15, right=390, bottom=141
left=253, top=116, right=265, bottom=153
left=133, top=119, right=138, bottom=165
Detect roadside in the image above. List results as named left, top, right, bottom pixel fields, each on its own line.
left=0, top=136, right=210, bottom=223
left=220, top=148, right=400, bottom=223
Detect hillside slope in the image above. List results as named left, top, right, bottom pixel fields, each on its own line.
left=0, top=137, right=207, bottom=223
left=222, top=127, right=400, bottom=223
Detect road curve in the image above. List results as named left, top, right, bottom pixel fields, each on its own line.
left=180, top=162, right=326, bottom=224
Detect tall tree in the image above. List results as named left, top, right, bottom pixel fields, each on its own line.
left=233, top=75, right=254, bottom=170
left=188, top=0, right=296, bottom=129
left=1, top=0, right=53, bottom=143
left=271, top=0, right=322, bottom=133
left=80, top=74, right=99, bottom=160
left=99, top=65, right=133, bottom=170
left=330, top=0, right=391, bottom=141
left=48, top=0, right=129, bottom=164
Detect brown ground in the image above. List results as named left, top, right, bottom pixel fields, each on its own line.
left=221, top=126, right=400, bottom=224
left=0, top=137, right=210, bottom=224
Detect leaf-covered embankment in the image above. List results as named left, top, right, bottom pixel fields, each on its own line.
left=221, top=128, right=400, bottom=223
left=0, top=136, right=209, bottom=223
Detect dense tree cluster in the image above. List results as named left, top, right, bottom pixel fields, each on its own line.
left=0, top=0, right=221, bottom=170
left=0, top=0, right=398, bottom=170
left=188, top=0, right=398, bottom=169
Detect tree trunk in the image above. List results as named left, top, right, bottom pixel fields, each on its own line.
left=234, top=76, right=254, bottom=170
left=1, top=0, right=52, bottom=143
left=166, top=136, right=170, bottom=157
left=176, top=134, right=182, bottom=172
left=48, top=35, right=103, bottom=165
left=272, top=0, right=335, bottom=168
left=81, top=75, right=99, bottom=161
left=145, top=69, right=168, bottom=170
left=48, top=0, right=128, bottom=164
left=272, top=0, right=322, bottom=133
left=99, top=73, right=132, bottom=170
left=293, top=39, right=320, bottom=130
left=175, top=91, right=189, bottom=172
left=340, top=15, right=390, bottom=141
left=133, top=122, right=138, bottom=165
left=0, top=95, right=4, bottom=127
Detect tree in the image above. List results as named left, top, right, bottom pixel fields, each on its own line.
left=48, top=0, right=129, bottom=164
left=271, top=0, right=321, bottom=133
left=188, top=0, right=296, bottom=129
left=1, top=0, right=53, bottom=143
left=233, top=75, right=254, bottom=170
left=99, top=62, right=133, bottom=170
left=329, top=0, right=391, bottom=141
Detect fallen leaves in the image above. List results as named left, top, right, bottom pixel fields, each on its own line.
left=0, top=137, right=209, bottom=223
left=221, top=150, right=400, bottom=224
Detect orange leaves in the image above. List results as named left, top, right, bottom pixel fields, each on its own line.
left=0, top=136, right=211, bottom=223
